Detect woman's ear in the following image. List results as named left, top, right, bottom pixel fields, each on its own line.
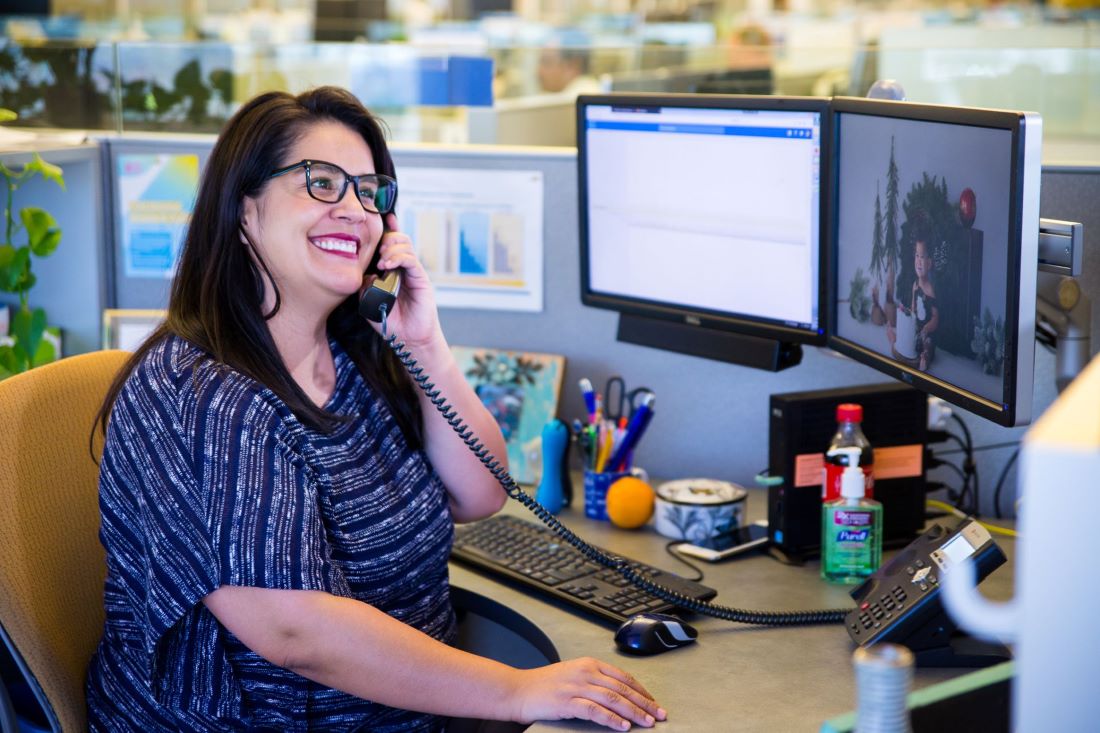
left=240, top=196, right=259, bottom=244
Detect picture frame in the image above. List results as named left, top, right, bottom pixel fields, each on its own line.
left=102, top=309, right=166, bottom=351
left=451, top=346, right=566, bottom=485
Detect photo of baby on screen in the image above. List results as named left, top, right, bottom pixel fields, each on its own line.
left=836, top=117, right=1013, bottom=405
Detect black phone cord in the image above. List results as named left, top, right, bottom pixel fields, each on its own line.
left=380, top=306, right=848, bottom=626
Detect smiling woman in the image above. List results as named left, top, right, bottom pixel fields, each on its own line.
left=84, top=87, right=665, bottom=733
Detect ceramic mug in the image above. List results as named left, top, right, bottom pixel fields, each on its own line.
left=654, top=479, right=747, bottom=542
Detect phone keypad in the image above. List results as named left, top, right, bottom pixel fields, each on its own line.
left=850, top=585, right=910, bottom=636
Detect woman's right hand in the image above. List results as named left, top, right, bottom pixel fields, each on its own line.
left=510, top=658, right=666, bottom=730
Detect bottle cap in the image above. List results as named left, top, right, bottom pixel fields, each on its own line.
left=837, top=403, right=863, bottom=423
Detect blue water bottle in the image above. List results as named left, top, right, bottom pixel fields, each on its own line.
left=535, top=419, right=570, bottom=514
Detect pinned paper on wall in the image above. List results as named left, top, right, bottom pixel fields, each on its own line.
left=397, top=167, right=543, bottom=312
left=117, top=153, right=199, bottom=278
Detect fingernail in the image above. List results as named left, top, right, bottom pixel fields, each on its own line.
left=620, top=721, right=630, bottom=730
left=645, top=714, right=654, bottom=725
left=657, top=708, right=667, bottom=720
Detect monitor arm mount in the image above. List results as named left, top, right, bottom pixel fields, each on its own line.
left=1036, top=218, right=1090, bottom=392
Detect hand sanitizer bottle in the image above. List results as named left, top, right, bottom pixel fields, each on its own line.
left=822, top=446, right=882, bottom=584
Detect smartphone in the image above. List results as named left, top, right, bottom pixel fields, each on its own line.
left=675, top=521, right=770, bottom=562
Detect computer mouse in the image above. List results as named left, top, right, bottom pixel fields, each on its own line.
left=614, top=613, right=698, bottom=656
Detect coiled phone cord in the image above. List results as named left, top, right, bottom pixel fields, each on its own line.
left=380, top=306, right=848, bottom=626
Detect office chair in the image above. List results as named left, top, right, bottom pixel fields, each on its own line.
left=0, top=350, right=129, bottom=733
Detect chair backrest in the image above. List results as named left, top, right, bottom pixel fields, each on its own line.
left=0, top=350, right=130, bottom=733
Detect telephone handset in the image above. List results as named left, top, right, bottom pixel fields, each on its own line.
left=359, top=205, right=402, bottom=323
left=359, top=268, right=401, bottom=323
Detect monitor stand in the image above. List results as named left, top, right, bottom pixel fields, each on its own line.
left=617, top=313, right=803, bottom=372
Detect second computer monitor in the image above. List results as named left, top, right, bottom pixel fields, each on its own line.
left=578, top=94, right=828, bottom=358
left=828, top=97, right=1042, bottom=426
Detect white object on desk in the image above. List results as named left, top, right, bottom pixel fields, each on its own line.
left=941, top=351, right=1100, bottom=730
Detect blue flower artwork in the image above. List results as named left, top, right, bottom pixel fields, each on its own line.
left=452, top=347, right=565, bottom=485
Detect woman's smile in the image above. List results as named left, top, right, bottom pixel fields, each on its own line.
left=310, top=233, right=361, bottom=260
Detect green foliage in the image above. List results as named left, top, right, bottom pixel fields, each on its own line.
left=465, top=352, right=544, bottom=386
left=849, top=267, right=872, bottom=323
left=0, top=108, right=65, bottom=377
left=868, top=185, right=886, bottom=282
left=883, top=137, right=901, bottom=284
left=971, top=308, right=1005, bottom=375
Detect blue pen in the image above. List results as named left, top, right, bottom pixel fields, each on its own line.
left=608, top=393, right=655, bottom=472
left=622, top=407, right=655, bottom=471
left=578, top=378, right=596, bottom=423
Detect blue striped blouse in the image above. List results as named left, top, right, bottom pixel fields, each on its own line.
left=86, top=334, right=456, bottom=732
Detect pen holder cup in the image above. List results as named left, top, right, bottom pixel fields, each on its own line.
left=584, top=467, right=648, bottom=521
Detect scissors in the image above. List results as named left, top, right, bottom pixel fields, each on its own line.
left=603, top=376, right=654, bottom=426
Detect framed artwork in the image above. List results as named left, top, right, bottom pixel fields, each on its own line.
left=451, top=346, right=566, bottom=485
left=102, top=309, right=166, bottom=351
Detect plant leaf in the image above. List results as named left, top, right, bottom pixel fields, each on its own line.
left=0, top=108, right=16, bottom=124
left=31, top=333, right=56, bottom=367
left=25, top=153, right=65, bottom=190
left=3, top=246, right=30, bottom=292
left=0, top=243, right=15, bottom=271
left=11, top=306, right=45, bottom=367
left=31, top=228, right=61, bottom=258
left=0, top=344, right=20, bottom=377
left=22, top=207, right=61, bottom=256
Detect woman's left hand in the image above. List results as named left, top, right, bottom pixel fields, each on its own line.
left=365, top=214, right=443, bottom=348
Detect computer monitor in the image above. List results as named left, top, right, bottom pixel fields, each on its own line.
left=827, top=97, right=1041, bottom=426
left=577, top=93, right=828, bottom=371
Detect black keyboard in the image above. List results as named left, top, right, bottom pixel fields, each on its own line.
left=451, top=515, right=718, bottom=624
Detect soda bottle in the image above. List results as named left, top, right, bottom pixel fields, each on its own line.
left=823, top=403, right=874, bottom=502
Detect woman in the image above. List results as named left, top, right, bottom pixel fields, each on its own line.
left=86, top=87, right=664, bottom=732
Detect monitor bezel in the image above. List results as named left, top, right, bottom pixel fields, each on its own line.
left=577, top=93, right=831, bottom=348
left=825, top=96, right=1039, bottom=427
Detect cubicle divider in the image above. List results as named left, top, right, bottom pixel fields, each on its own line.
left=11, top=136, right=1098, bottom=516
left=1, top=143, right=107, bottom=357
left=101, top=136, right=217, bottom=310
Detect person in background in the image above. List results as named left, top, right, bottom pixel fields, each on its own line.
left=909, top=234, right=940, bottom=371
left=86, top=86, right=664, bottom=732
left=537, top=31, right=604, bottom=97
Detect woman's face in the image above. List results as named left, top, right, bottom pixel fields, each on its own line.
left=914, top=240, right=932, bottom=279
left=242, top=120, right=384, bottom=318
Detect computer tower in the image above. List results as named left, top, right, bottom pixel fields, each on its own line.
left=767, top=383, right=927, bottom=560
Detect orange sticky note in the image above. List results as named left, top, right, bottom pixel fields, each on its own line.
left=872, top=445, right=924, bottom=480
left=794, top=453, right=825, bottom=488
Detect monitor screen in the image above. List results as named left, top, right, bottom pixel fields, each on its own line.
left=828, top=97, right=1041, bottom=426
left=578, top=94, right=828, bottom=354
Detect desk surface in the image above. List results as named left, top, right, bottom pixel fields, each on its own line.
left=449, top=488, right=1016, bottom=733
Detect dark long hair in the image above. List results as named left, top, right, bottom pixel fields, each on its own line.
left=95, top=87, right=421, bottom=446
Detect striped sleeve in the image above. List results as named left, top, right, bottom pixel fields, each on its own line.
left=188, top=369, right=349, bottom=596
left=102, top=340, right=347, bottom=718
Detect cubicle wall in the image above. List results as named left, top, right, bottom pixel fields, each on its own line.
left=1, top=143, right=107, bottom=356
left=16, top=137, right=1100, bottom=516
left=102, top=135, right=216, bottom=310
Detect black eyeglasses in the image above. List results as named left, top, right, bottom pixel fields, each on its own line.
left=268, top=159, right=397, bottom=214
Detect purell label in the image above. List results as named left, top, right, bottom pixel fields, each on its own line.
left=834, top=511, right=872, bottom=526
left=836, top=529, right=870, bottom=542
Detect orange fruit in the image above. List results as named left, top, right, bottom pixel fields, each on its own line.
left=606, top=476, right=656, bottom=529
